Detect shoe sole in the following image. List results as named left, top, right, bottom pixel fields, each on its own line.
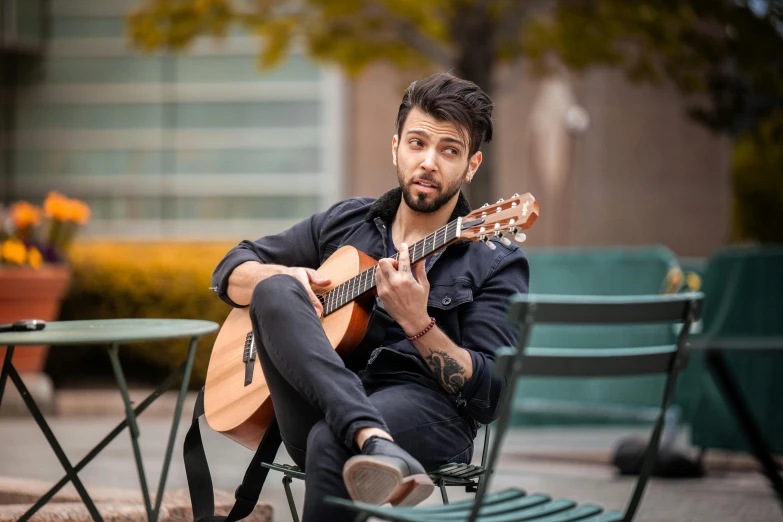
left=343, top=455, right=434, bottom=506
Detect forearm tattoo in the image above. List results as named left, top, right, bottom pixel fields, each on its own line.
left=424, top=348, right=466, bottom=394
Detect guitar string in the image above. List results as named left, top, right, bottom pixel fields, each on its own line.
left=313, top=220, right=459, bottom=315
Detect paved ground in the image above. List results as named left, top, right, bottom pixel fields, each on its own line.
left=1, top=413, right=780, bottom=522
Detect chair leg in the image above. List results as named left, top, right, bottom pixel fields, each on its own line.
left=282, top=475, right=300, bottom=522
left=439, top=481, right=449, bottom=504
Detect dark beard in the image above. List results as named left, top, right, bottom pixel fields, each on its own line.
left=397, top=164, right=467, bottom=214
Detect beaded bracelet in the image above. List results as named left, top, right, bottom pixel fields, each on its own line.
left=406, top=316, right=436, bottom=342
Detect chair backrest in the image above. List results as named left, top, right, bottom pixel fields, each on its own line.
left=520, top=246, right=683, bottom=424
left=468, top=292, right=704, bottom=522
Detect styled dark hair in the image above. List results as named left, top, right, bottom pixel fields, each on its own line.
left=395, top=72, right=493, bottom=157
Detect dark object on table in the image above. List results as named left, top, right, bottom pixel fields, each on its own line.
left=0, top=319, right=46, bottom=333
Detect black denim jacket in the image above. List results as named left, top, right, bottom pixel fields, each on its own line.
left=210, top=188, right=530, bottom=426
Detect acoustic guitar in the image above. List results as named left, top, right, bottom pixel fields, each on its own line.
left=204, top=193, right=539, bottom=449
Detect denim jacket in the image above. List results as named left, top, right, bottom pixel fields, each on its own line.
left=210, top=188, right=530, bottom=426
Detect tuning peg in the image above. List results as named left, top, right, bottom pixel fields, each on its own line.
left=515, top=232, right=527, bottom=243
left=496, top=198, right=504, bottom=203
left=500, top=236, right=512, bottom=247
left=513, top=193, right=519, bottom=197
left=481, top=203, right=489, bottom=208
left=485, top=240, right=496, bottom=250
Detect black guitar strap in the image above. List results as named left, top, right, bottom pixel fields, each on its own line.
left=183, top=299, right=393, bottom=520
left=184, top=388, right=281, bottom=522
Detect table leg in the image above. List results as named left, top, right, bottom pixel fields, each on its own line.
left=22, top=365, right=188, bottom=519
left=706, top=350, right=783, bottom=508
left=107, top=338, right=201, bottom=522
left=5, top=362, right=105, bottom=522
left=107, top=342, right=154, bottom=519
left=0, top=345, right=13, bottom=409
left=152, top=336, right=199, bottom=517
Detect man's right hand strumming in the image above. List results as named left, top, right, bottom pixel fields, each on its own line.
left=227, top=261, right=331, bottom=316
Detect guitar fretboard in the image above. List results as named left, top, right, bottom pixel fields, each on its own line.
left=320, top=219, right=461, bottom=316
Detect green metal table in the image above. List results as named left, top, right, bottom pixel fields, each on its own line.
left=0, top=319, right=218, bottom=522
left=689, top=336, right=783, bottom=511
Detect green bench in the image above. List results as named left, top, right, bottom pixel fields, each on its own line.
left=326, top=292, right=703, bottom=522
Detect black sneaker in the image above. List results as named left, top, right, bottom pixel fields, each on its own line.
left=342, top=437, right=434, bottom=506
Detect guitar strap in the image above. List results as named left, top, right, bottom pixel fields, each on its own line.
left=183, top=299, right=394, bottom=520
left=183, top=388, right=282, bottom=522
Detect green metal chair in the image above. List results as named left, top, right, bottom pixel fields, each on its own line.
left=326, top=292, right=703, bottom=522
left=261, top=423, right=493, bottom=522
left=519, top=245, right=685, bottom=427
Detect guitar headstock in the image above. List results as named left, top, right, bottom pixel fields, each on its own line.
left=460, top=193, right=539, bottom=249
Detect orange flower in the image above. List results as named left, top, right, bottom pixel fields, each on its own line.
left=2, top=239, right=27, bottom=265
left=27, top=246, right=43, bottom=269
left=44, top=192, right=72, bottom=221
left=10, top=201, right=42, bottom=229
left=43, top=191, right=91, bottom=224
left=69, top=198, right=91, bottom=225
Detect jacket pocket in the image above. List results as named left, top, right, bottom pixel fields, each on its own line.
left=427, top=281, right=473, bottom=310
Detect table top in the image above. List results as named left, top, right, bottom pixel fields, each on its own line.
left=0, top=319, right=219, bottom=346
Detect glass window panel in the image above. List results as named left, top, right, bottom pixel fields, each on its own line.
left=83, top=195, right=319, bottom=220
left=15, top=101, right=318, bottom=130
left=84, top=196, right=163, bottom=220
left=15, top=150, right=165, bottom=175
left=43, top=54, right=319, bottom=84
left=15, top=148, right=321, bottom=175
left=43, top=57, right=165, bottom=83
left=16, top=104, right=164, bottom=130
left=175, top=101, right=320, bottom=128
left=17, top=0, right=45, bottom=40
left=175, top=148, right=320, bottom=174
left=175, top=54, right=320, bottom=83
left=51, top=17, right=127, bottom=39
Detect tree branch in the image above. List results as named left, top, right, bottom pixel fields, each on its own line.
left=366, top=0, right=455, bottom=67
left=494, top=0, right=554, bottom=54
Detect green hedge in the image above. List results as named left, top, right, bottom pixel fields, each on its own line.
left=52, top=242, right=237, bottom=388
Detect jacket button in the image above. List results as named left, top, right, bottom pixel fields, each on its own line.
left=442, top=297, right=451, bottom=305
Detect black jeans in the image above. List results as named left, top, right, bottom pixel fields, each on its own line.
left=249, top=274, right=474, bottom=522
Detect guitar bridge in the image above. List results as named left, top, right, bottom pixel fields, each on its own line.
left=242, top=331, right=256, bottom=386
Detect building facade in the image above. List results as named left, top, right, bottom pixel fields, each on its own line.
left=5, top=0, right=344, bottom=240
left=3, top=0, right=731, bottom=257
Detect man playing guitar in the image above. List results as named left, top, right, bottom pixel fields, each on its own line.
left=210, top=72, right=530, bottom=521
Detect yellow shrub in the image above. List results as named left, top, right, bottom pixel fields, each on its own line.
left=58, top=241, right=238, bottom=388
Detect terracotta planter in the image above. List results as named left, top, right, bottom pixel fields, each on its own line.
left=0, top=265, right=72, bottom=373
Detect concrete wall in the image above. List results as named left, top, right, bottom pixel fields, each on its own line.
left=347, top=62, right=731, bottom=257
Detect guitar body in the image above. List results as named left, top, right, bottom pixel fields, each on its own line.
left=204, top=245, right=378, bottom=449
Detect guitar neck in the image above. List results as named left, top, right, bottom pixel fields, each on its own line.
left=321, top=218, right=463, bottom=316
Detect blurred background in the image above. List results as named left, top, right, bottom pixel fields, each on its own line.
left=0, top=1, right=781, bottom=520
